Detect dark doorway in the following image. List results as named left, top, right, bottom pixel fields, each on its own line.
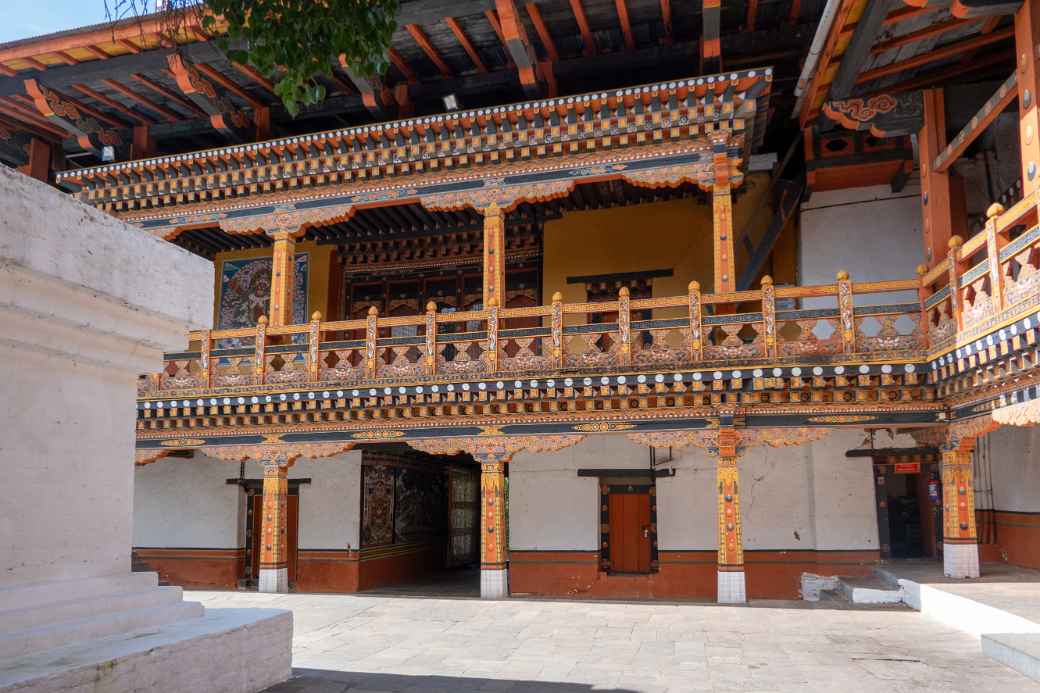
left=608, top=487, right=653, bottom=574
left=872, top=454, right=941, bottom=560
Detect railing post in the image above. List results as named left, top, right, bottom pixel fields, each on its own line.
left=199, top=329, right=212, bottom=388
left=760, top=275, right=776, bottom=359
left=308, top=311, right=321, bottom=382
left=486, top=297, right=500, bottom=374
left=948, top=235, right=964, bottom=330
left=917, top=264, right=931, bottom=350
left=837, top=270, right=855, bottom=354
left=618, top=286, right=631, bottom=366
left=985, top=202, right=1006, bottom=312
left=425, top=301, right=438, bottom=376
left=365, top=306, right=379, bottom=379
left=551, top=291, right=563, bottom=369
left=687, top=280, right=703, bottom=362
left=254, top=315, right=267, bottom=385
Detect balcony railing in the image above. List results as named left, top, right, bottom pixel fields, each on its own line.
left=139, top=275, right=927, bottom=398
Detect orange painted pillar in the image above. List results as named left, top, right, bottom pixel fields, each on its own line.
left=716, top=428, right=745, bottom=603
left=482, top=203, right=506, bottom=309
left=1015, top=0, right=1040, bottom=198
left=478, top=455, right=509, bottom=598
left=919, top=88, right=955, bottom=268
left=268, top=230, right=296, bottom=327
left=942, top=442, right=979, bottom=578
left=258, top=458, right=290, bottom=593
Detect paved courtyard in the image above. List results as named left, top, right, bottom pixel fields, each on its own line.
left=192, top=590, right=1040, bottom=693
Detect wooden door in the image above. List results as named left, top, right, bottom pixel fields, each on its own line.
left=609, top=491, right=652, bottom=573
left=249, top=493, right=299, bottom=586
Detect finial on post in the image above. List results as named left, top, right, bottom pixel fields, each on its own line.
left=368, top=306, right=379, bottom=317
left=426, top=301, right=437, bottom=312
left=258, top=315, right=268, bottom=325
left=987, top=202, right=1005, bottom=219
left=688, top=280, right=700, bottom=292
left=916, top=264, right=928, bottom=277
left=311, top=311, right=322, bottom=321
left=836, top=270, right=849, bottom=282
left=552, top=291, right=563, bottom=302
left=761, top=275, right=773, bottom=286
left=618, top=286, right=629, bottom=298
left=949, top=235, right=964, bottom=250
left=487, top=296, right=498, bottom=308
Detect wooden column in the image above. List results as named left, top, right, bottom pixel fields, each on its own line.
left=478, top=454, right=509, bottom=599
left=712, top=183, right=736, bottom=294
left=258, top=457, right=290, bottom=593
left=482, top=203, right=506, bottom=308
left=268, top=230, right=297, bottom=327
left=919, top=88, right=956, bottom=268
left=716, top=428, right=745, bottom=603
left=941, top=442, right=979, bottom=578
left=1016, top=0, right=1040, bottom=197
left=23, top=137, right=51, bottom=182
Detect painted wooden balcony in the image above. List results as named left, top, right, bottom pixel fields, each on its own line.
left=138, top=274, right=928, bottom=401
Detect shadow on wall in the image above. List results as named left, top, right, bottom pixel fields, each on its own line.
left=266, top=669, right=640, bottom=692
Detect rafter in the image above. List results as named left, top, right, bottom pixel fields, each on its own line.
left=831, top=0, right=890, bottom=100
left=660, top=0, right=673, bottom=43
left=406, top=24, right=454, bottom=79
left=70, top=83, right=154, bottom=125
left=56, top=51, right=79, bottom=65
left=100, top=79, right=181, bottom=123
left=167, top=54, right=251, bottom=142
left=746, top=0, right=760, bottom=32
left=701, top=0, right=722, bottom=73
left=117, top=38, right=141, bottom=54
left=388, top=48, right=418, bottom=84
left=0, top=97, right=69, bottom=140
left=872, top=17, right=975, bottom=54
left=82, top=45, right=110, bottom=60
left=193, top=62, right=265, bottom=110
left=856, top=27, right=1013, bottom=84
left=22, top=79, right=125, bottom=155
left=17, top=88, right=127, bottom=130
left=495, top=0, right=541, bottom=96
left=23, top=57, right=49, bottom=72
left=525, top=3, right=559, bottom=61
left=230, top=62, right=276, bottom=96
left=569, top=0, right=597, bottom=56
left=615, top=0, right=636, bottom=51
left=339, top=55, right=392, bottom=119
left=444, top=17, right=489, bottom=72
left=132, top=73, right=206, bottom=117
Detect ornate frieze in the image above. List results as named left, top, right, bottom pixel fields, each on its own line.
left=407, top=434, right=586, bottom=462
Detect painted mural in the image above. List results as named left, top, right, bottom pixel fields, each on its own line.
left=360, top=461, right=448, bottom=548
left=361, top=465, right=395, bottom=547
left=218, top=253, right=309, bottom=328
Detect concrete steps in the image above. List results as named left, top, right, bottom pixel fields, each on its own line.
left=837, top=574, right=903, bottom=605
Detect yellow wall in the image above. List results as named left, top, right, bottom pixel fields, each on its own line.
left=212, top=240, right=334, bottom=327
left=542, top=173, right=787, bottom=315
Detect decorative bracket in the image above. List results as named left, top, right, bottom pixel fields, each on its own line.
left=823, top=91, right=924, bottom=138
left=168, top=54, right=252, bottom=142
left=408, top=434, right=586, bottom=463
left=23, top=79, right=126, bottom=157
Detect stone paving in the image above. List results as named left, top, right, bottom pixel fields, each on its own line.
left=191, top=590, right=1040, bottom=693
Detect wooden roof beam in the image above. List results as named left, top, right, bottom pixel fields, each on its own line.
left=82, top=45, right=110, bottom=60
left=525, top=3, right=559, bottom=61
left=872, top=17, right=975, bottom=54
left=387, top=48, right=418, bottom=84
left=830, top=0, right=891, bottom=100
left=193, top=63, right=265, bottom=110
left=21, top=80, right=126, bottom=156
left=100, top=79, right=181, bottom=123
left=132, top=73, right=206, bottom=117
left=701, top=0, right=722, bottom=73
left=70, top=83, right=155, bottom=125
left=405, top=24, right=454, bottom=79
left=569, top=0, right=597, bottom=57
left=167, top=54, right=251, bottom=142
left=615, top=0, right=636, bottom=51
left=660, top=0, right=674, bottom=43
left=856, top=27, right=1013, bottom=84
left=0, top=106, right=66, bottom=142
left=230, top=62, right=277, bottom=96
left=339, top=55, right=392, bottom=119
left=495, top=0, right=542, bottom=96
left=117, top=38, right=142, bottom=54
left=746, top=0, right=760, bottom=32
left=444, top=17, right=489, bottom=72
left=933, top=71, right=1017, bottom=172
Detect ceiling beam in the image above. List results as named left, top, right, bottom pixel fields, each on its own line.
left=406, top=24, right=454, bottom=79
left=167, top=54, right=251, bottom=142
left=660, top=0, right=674, bottom=43
left=100, top=79, right=182, bottom=123
left=444, top=17, right=489, bottom=72
left=615, top=0, right=636, bottom=51
left=193, top=62, right=265, bottom=110
left=495, top=0, right=542, bottom=96
left=0, top=97, right=69, bottom=140
left=701, top=0, right=722, bottom=73
left=830, top=0, right=891, bottom=100
left=569, top=0, right=597, bottom=56
left=132, top=73, right=206, bottom=117
left=70, top=83, right=155, bottom=125
left=871, top=17, right=975, bottom=54
left=856, top=27, right=1013, bottom=84
left=746, top=0, right=760, bottom=32
left=950, top=0, right=1022, bottom=18
left=230, top=62, right=277, bottom=96
left=388, top=48, right=419, bottom=84
left=22, top=79, right=126, bottom=155
left=339, top=55, right=392, bottom=119
left=525, top=3, right=559, bottom=61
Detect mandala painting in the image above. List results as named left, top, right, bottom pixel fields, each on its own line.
left=218, top=253, right=308, bottom=328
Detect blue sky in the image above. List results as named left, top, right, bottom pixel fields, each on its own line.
left=1, top=1, right=118, bottom=43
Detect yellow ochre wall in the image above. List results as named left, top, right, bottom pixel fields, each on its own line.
left=211, top=240, right=334, bottom=327
left=541, top=173, right=793, bottom=315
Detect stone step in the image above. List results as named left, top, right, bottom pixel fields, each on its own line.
left=983, top=633, right=1040, bottom=683
left=0, top=573, right=159, bottom=612
left=837, top=574, right=904, bottom=605
left=0, top=585, right=185, bottom=636
left=0, top=599, right=203, bottom=663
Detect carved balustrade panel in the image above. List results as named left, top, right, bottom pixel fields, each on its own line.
left=855, top=311, right=923, bottom=354
left=703, top=319, right=762, bottom=361
left=318, top=345, right=366, bottom=384
left=498, top=331, right=552, bottom=372
left=1003, top=244, right=1040, bottom=308
left=211, top=353, right=257, bottom=388
left=563, top=326, right=621, bottom=369
left=632, top=322, right=692, bottom=368
left=264, top=349, right=309, bottom=384
left=436, top=332, right=489, bottom=375
left=776, top=312, right=842, bottom=357
left=160, top=357, right=203, bottom=390
left=959, top=269, right=996, bottom=329
left=375, top=338, right=427, bottom=380
left=925, top=294, right=956, bottom=347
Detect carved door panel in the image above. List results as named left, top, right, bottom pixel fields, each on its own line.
left=609, top=491, right=652, bottom=573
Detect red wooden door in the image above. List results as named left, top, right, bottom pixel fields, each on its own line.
left=609, top=491, right=652, bottom=573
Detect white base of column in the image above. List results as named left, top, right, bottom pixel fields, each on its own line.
left=258, top=567, right=288, bottom=593
left=480, top=568, right=509, bottom=599
left=717, top=570, right=747, bottom=604
left=944, top=543, right=980, bottom=579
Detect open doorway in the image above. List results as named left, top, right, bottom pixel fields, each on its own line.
left=871, top=451, right=941, bottom=560
left=358, top=444, right=481, bottom=596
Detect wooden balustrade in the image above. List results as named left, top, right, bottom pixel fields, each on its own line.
left=141, top=272, right=931, bottom=397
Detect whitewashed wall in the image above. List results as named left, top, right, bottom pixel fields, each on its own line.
left=799, top=184, right=923, bottom=307
left=509, top=430, right=883, bottom=553
left=242, top=452, right=362, bottom=550
left=985, top=426, right=1040, bottom=513
left=133, top=454, right=242, bottom=548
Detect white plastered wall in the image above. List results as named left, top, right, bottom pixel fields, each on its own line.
left=984, top=426, right=1040, bottom=513
left=508, top=429, right=884, bottom=553
left=133, top=454, right=242, bottom=549
left=243, top=452, right=362, bottom=550
left=799, top=184, right=924, bottom=307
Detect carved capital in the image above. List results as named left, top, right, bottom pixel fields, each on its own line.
left=633, top=427, right=830, bottom=458
left=205, top=441, right=356, bottom=464
left=420, top=179, right=574, bottom=213
left=408, top=434, right=585, bottom=463
left=218, top=202, right=356, bottom=237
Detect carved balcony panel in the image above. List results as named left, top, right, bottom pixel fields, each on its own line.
left=212, top=355, right=256, bottom=388
left=632, top=327, right=691, bottom=368
left=499, top=335, right=551, bottom=373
